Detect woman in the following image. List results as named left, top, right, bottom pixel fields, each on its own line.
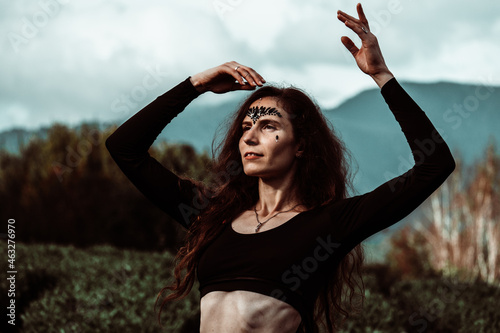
left=106, top=4, right=455, bottom=333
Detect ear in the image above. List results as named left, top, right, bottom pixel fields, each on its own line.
left=296, top=138, right=305, bottom=155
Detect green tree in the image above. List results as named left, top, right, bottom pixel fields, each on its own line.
left=0, top=123, right=213, bottom=252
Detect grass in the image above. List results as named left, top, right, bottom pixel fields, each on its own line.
left=1, top=241, right=499, bottom=333
left=0, top=241, right=199, bottom=333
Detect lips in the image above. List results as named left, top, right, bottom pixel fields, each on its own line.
left=244, top=152, right=263, bottom=157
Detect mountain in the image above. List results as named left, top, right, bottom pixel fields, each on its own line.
left=2, top=81, right=498, bottom=261
left=325, top=81, right=500, bottom=191
left=3, top=81, right=498, bottom=168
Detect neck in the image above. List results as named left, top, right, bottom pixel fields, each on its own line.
left=255, top=172, right=303, bottom=216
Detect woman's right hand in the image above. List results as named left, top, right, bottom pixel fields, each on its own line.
left=189, top=61, right=266, bottom=94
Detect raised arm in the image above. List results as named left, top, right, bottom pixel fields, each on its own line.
left=105, top=62, right=265, bottom=228
left=332, top=76, right=455, bottom=245
left=105, top=77, right=203, bottom=229
left=328, top=4, right=455, bottom=244
left=337, top=3, right=394, bottom=88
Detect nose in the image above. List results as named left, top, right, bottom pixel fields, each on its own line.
left=242, top=126, right=258, bottom=146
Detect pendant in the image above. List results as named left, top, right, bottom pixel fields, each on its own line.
left=255, top=223, right=262, bottom=232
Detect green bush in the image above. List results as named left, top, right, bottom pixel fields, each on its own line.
left=0, top=123, right=214, bottom=252
left=0, top=241, right=200, bottom=333
left=339, top=264, right=500, bottom=333
left=2, top=242, right=499, bottom=333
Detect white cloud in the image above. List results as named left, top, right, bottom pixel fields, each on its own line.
left=1, top=0, right=499, bottom=131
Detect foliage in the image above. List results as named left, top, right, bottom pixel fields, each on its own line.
left=387, top=142, right=500, bottom=284
left=3, top=124, right=500, bottom=332
left=339, top=264, right=500, bottom=333
left=1, top=242, right=499, bottom=332
left=0, top=241, right=200, bottom=333
left=0, top=123, right=213, bottom=252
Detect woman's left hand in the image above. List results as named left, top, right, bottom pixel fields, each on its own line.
left=337, top=3, right=394, bottom=87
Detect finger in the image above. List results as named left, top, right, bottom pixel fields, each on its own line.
left=337, top=9, right=360, bottom=24
left=226, top=61, right=265, bottom=87
left=341, top=36, right=359, bottom=56
left=357, top=3, right=370, bottom=29
left=226, top=63, right=246, bottom=86
left=238, top=69, right=257, bottom=86
left=337, top=11, right=368, bottom=36
left=239, top=83, right=258, bottom=91
left=343, top=19, right=368, bottom=38
left=240, top=66, right=266, bottom=86
left=235, top=67, right=256, bottom=87
left=239, top=69, right=251, bottom=82
left=337, top=11, right=348, bottom=24
left=231, top=81, right=256, bottom=91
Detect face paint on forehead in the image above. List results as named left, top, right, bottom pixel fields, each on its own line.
left=246, top=105, right=283, bottom=124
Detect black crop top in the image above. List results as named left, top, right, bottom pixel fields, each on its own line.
left=105, top=77, right=455, bottom=330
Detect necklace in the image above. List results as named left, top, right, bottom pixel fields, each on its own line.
left=253, top=203, right=302, bottom=233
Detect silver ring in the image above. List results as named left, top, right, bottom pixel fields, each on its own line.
left=235, top=66, right=240, bottom=71
left=361, top=26, right=368, bottom=34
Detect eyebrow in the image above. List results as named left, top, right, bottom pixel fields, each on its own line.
left=242, top=119, right=282, bottom=127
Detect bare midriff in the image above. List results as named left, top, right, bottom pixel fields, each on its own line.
left=200, top=290, right=302, bottom=333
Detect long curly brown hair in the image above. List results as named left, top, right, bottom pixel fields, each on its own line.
left=155, top=84, right=365, bottom=332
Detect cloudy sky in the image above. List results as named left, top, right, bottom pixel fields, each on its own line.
left=1, top=0, right=499, bottom=132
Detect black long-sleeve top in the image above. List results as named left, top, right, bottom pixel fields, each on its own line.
left=105, top=77, right=455, bottom=330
